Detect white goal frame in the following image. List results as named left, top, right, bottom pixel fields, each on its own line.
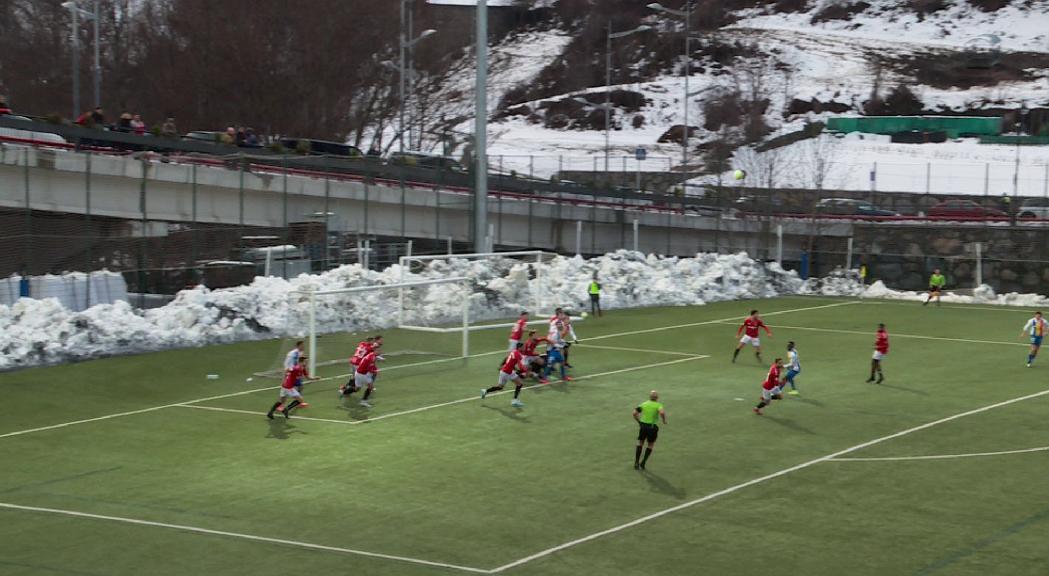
left=292, top=276, right=469, bottom=376
left=398, top=250, right=554, bottom=333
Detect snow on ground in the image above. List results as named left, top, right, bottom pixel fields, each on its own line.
left=0, top=251, right=799, bottom=370
left=448, top=4, right=1049, bottom=190
left=699, top=132, right=1049, bottom=196
left=4, top=251, right=1048, bottom=371
left=734, top=0, right=1049, bottom=53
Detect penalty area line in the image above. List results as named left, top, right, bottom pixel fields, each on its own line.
left=0, top=501, right=489, bottom=574
left=487, top=386, right=1049, bottom=573
left=180, top=355, right=711, bottom=427
left=828, top=445, right=1049, bottom=462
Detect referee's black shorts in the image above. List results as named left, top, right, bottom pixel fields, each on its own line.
left=637, top=423, right=659, bottom=443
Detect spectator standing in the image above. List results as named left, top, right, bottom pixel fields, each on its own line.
left=130, top=114, right=146, bottom=135
left=243, top=128, right=259, bottom=147
left=220, top=126, right=236, bottom=145
left=116, top=112, right=133, bottom=132
left=90, top=107, right=105, bottom=127
left=160, top=117, right=178, bottom=138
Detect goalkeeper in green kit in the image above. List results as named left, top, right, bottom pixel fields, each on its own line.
left=924, top=268, right=946, bottom=307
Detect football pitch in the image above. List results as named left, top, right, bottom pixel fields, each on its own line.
left=3, top=295, right=1049, bottom=576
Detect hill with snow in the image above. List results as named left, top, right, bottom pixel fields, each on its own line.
left=404, top=0, right=1049, bottom=193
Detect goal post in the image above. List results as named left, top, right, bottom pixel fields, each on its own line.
left=291, top=276, right=469, bottom=376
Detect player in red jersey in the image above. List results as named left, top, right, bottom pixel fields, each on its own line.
left=340, top=335, right=382, bottom=396
left=733, top=309, right=772, bottom=363
left=867, top=323, right=889, bottom=383
left=345, top=348, right=381, bottom=407
left=521, top=330, right=549, bottom=383
left=481, top=343, right=527, bottom=407
left=508, top=311, right=529, bottom=351
left=752, top=358, right=785, bottom=415
left=267, top=356, right=318, bottom=419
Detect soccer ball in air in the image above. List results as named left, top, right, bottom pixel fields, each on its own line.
left=581, top=312, right=589, bottom=319
left=733, top=169, right=747, bottom=181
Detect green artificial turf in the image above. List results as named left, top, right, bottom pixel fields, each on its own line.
left=2, top=296, right=1047, bottom=575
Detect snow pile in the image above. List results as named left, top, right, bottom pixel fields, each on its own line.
left=6, top=250, right=1048, bottom=370
left=0, top=251, right=799, bottom=370
left=862, top=281, right=1049, bottom=308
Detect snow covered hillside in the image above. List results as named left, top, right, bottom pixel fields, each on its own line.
left=413, top=1, right=1049, bottom=191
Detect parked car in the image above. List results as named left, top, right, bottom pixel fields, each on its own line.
left=182, top=130, right=225, bottom=144
left=1018, top=198, right=1049, bottom=219
left=815, top=198, right=898, bottom=217
left=928, top=199, right=1006, bottom=219
left=279, top=138, right=362, bottom=158
left=387, top=151, right=464, bottom=172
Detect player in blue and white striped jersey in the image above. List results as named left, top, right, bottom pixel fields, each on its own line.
left=784, top=341, right=801, bottom=396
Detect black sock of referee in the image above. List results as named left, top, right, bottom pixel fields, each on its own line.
left=363, top=387, right=372, bottom=401
left=635, top=445, right=643, bottom=465
left=642, top=447, right=652, bottom=466
left=285, top=399, right=301, bottom=412
left=267, top=401, right=282, bottom=416
left=513, top=384, right=522, bottom=399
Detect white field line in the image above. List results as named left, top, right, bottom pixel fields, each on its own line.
left=488, top=386, right=1049, bottom=574
left=176, top=356, right=711, bottom=426
left=829, top=445, right=1049, bottom=462
left=579, top=300, right=860, bottom=342
left=859, top=300, right=1040, bottom=313
left=0, top=300, right=849, bottom=441
left=730, top=322, right=1029, bottom=348
left=0, top=502, right=488, bottom=574
left=573, top=343, right=705, bottom=357
left=0, top=385, right=279, bottom=440
left=178, top=404, right=355, bottom=425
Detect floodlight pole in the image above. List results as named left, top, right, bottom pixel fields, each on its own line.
left=474, top=0, right=489, bottom=252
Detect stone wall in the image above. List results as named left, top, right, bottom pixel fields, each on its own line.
left=851, top=224, right=1049, bottom=294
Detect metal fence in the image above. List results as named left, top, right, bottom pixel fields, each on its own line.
left=4, top=139, right=1049, bottom=300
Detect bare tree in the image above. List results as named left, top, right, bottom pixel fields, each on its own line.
left=793, top=134, right=840, bottom=191
left=734, top=145, right=790, bottom=190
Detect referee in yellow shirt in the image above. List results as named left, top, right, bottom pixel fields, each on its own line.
left=633, top=390, right=667, bottom=470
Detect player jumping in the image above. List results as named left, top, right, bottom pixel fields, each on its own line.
left=924, top=269, right=945, bottom=306
left=482, top=342, right=527, bottom=407
left=509, top=311, right=529, bottom=351
left=268, top=355, right=318, bottom=419
left=753, top=358, right=785, bottom=415
left=1021, top=311, right=1048, bottom=367
left=784, top=341, right=801, bottom=395
left=733, top=309, right=772, bottom=363
left=867, top=323, right=889, bottom=383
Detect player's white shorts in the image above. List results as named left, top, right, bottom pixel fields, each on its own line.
left=354, top=372, right=374, bottom=389
left=522, top=355, right=539, bottom=368
left=872, top=350, right=886, bottom=361
left=498, top=371, right=521, bottom=386
left=508, top=338, right=520, bottom=351
left=761, top=386, right=782, bottom=402
left=739, top=335, right=761, bottom=347
left=280, top=387, right=303, bottom=399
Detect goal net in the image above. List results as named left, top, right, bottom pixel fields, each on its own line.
left=259, top=277, right=470, bottom=382
left=398, top=250, right=555, bottom=333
